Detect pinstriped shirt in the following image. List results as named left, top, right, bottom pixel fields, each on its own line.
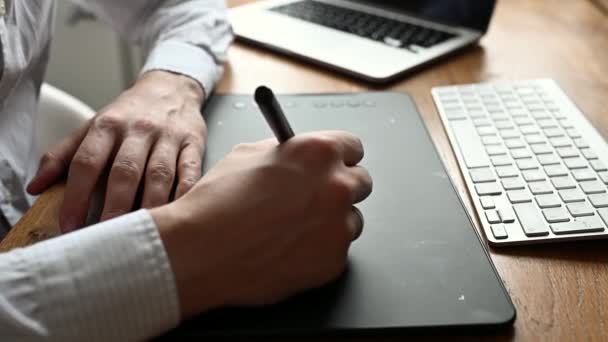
left=0, top=0, right=233, bottom=340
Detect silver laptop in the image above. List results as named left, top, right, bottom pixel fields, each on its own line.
left=229, top=0, right=496, bottom=83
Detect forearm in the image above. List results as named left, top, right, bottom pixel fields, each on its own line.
left=0, top=210, right=179, bottom=341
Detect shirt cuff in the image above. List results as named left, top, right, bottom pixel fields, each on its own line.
left=141, top=40, right=222, bottom=99
left=20, top=209, right=180, bottom=340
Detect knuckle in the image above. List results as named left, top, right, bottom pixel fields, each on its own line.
left=177, top=177, right=198, bottom=193
left=300, top=135, right=340, bottom=161
left=179, top=157, right=200, bottom=171
left=147, top=163, right=175, bottom=185
left=132, top=117, right=162, bottom=134
left=93, top=114, right=124, bottom=131
left=111, top=159, right=141, bottom=180
left=329, top=174, right=354, bottom=204
left=41, top=151, right=60, bottom=166
left=71, top=153, right=99, bottom=172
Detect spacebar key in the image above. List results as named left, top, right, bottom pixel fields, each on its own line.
left=513, top=203, right=550, bottom=237
left=450, top=120, right=491, bottom=169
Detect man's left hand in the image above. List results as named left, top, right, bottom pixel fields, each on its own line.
left=27, top=71, right=207, bottom=233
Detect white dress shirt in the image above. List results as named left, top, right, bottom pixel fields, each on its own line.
left=0, top=0, right=232, bottom=340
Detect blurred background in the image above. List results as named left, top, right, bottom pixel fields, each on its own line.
left=46, top=2, right=143, bottom=110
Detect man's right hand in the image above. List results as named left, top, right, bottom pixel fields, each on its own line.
left=150, top=131, right=373, bottom=319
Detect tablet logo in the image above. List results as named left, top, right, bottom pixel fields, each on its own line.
left=458, top=295, right=466, bottom=302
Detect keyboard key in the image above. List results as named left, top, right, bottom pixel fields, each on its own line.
left=504, top=138, right=526, bottom=149
left=480, top=197, right=496, bottom=209
left=536, top=194, right=562, bottom=209
left=481, top=136, right=501, bottom=145
left=507, top=190, right=532, bottom=203
left=552, top=176, right=576, bottom=190
left=544, top=164, right=569, bottom=177
left=485, top=210, right=501, bottom=224
left=511, top=148, right=533, bottom=159
left=590, top=160, right=607, bottom=172
left=531, top=144, right=553, bottom=155
left=490, top=224, right=508, bottom=239
left=522, top=170, right=546, bottom=182
left=525, top=134, right=546, bottom=145
left=543, top=127, right=564, bottom=138
left=500, top=129, right=520, bottom=139
left=542, top=207, right=570, bottom=223
left=581, top=149, right=598, bottom=160
left=514, top=117, right=534, bottom=126
left=565, top=128, right=581, bottom=138
left=536, top=118, right=558, bottom=129
left=549, top=137, right=572, bottom=148
left=520, top=125, right=540, bottom=135
left=477, top=126, right=497, bottom=136
left=450, top=121, right=491, bottom=168
left=566, top=202, right=595, bottom=217
left=516, top=158, right=539, bottom=170
left=502, top=177, right=526, bottom=190
left=598, top=208, right=608, bottom=226
left=571, top=168, right=597, bottom=182
left=599, top=172, right=608, bottom=184
left=529, top=181, right=554, bottom=195
left=473, top=118, right=492, bottom=127
left=573, top=138, right=589, bottom=149
left=556, top=147, right=580, bottom=159
left=495, top=165, right=519, bottom=178
left=589, top=194, right=608, bottom=208
left=564, top=157, right=588, bottom=170
left=498, top=208, right=516, bottom=223
left=486, top=145, right=507, bottom=156
left=558, top=119, right=575, bottom=129
left=538, top=154, right=561, bottom=166
left=551, top=216, right=605, bottom=235
left=495, top=121, right=515, bottom=130
left=558, top=189, right=586, bottom=203
left=579, top=180, right=606, bottom=194
left=475, top=183, right=503, bottom=196
left=470, top=168, right=496, bottom=183
left=491, top=155, right=513, bottom=167
left=513, top=202, right=550, bottom=237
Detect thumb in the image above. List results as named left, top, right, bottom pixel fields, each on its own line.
left=27, top=121, right=91, bottom=195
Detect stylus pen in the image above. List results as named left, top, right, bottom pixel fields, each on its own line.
left=254, top=86, right=295, bottom=143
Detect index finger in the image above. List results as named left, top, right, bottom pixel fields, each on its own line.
left=60, top=129, right=116, bottom=232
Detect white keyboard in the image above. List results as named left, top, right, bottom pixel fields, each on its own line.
left=432, top=79, right=608, bottom=245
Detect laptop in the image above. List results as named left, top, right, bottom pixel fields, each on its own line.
left=229, top=0, right=497, bottom=83
left=162, top=92, right=515, bottom=337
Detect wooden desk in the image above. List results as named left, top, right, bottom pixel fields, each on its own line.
left=2, top=0, right=608, bottom=340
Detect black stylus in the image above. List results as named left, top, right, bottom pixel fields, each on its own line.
left=254, top=86, right=295, bottom=143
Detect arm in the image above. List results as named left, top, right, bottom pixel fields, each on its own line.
left=4, top=131, right=372, bottom=340
left=0, top=210, right=180, bottom=341
left=27, top=1, right=234, bottom=231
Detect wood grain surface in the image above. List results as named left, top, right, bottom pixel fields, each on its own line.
left=2, top=0, right=608, bottom=340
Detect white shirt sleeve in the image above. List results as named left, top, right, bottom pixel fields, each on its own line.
left=73, top=0, right=234, bottom=97
left=0, top=209, right=180, bottom=341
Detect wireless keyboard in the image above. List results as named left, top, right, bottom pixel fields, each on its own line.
left=432, top=79, right=608, bottom=245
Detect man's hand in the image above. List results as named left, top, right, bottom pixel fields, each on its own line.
left=27, top=71, right=207, bottom=232
left=150, top=131, right=373, bottom=318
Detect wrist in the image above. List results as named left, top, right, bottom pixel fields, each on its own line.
left=150, top=202, right=226, bottom=318
left=137, top=70, right=205, bottom=108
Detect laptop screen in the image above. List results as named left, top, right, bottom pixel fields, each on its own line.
left=350, top=0, right=497, bottom=32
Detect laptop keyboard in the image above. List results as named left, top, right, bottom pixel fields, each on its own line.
left=270, top=0, right=457, bottom=50
left=433, top=79, right=608, bottom=245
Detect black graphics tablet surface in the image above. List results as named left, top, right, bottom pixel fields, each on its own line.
left=165, top=92, right=515, bottom=336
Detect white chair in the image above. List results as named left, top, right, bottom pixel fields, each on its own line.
left=25, top=84, right=96, bottom=205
